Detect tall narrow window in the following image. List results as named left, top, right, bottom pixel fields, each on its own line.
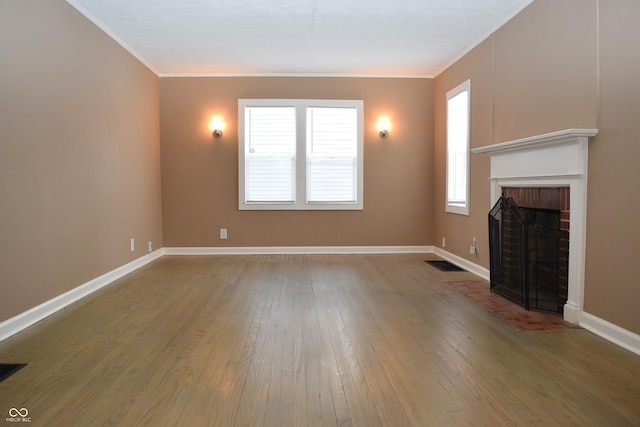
left=238, top=99, right=363, bottom=210
left=446, top=80, right=471, bottom=215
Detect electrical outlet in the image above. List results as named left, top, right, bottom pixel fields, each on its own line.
left=220, top=228, right=228, bottom=240
left=469, top=237, right=476, bottom=254
left=130, top=238, right=135, bottom=252
left=442, top=237, right=446, bottom=248
left=147, top=241, right=153, bottom=253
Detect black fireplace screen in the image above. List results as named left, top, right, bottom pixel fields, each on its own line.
left=488, top=197, right=569, bottom=313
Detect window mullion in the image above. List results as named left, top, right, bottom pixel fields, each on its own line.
left=296, top=104, right=306, bottom=206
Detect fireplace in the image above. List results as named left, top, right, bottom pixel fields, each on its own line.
left=488, top=188, right=569, bottom=313
left=472, top=129, right=598, bottom=323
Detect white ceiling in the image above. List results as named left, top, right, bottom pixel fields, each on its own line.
left=67, top=0, right=533, bottom=77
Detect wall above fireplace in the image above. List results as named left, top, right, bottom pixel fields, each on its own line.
left=472, top=128, right=598, bottom=324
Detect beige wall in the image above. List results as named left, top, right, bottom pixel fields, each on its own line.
left=160, top=77, right=433, bottom=247
left=492, top=0, right=598, bottom=141
left=435, top=0, right=640, bottom=334
left=0, top=0, right=163, bottom=322
left=584, top=0, right=640, bottom=333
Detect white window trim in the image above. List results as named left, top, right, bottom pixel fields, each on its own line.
left=445, top=79, right=471, bottom=216
left=238, top=99, right=364, bottom=211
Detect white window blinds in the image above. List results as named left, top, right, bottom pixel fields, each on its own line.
left=306, top=107, right=358, bottom=203
left=245, top=107, right=296, bottom=202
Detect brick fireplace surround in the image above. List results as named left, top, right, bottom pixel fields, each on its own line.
left=501, top=187, right=570, bottom=236
left=501, top=186, right=570, bottom=311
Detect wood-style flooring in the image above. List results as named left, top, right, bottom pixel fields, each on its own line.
left=0, top=254, right=639, bottom=426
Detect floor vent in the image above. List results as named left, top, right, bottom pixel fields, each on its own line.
left=425, top=260, right=465, bottom=272
left=0, top=363, right=27, bottom=383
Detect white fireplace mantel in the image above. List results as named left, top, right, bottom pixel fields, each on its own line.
left=472, top=128, right=598, bottom=324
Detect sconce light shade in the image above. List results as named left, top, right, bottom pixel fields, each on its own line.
left=209, top=117, right=224, bottom=137
left=377, top=117, right=391, bottom=138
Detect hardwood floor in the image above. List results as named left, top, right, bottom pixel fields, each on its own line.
left=1, top=254, right=639, bottom=426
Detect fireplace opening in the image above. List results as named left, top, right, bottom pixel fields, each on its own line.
left=488, top=188, right=570, bottom=314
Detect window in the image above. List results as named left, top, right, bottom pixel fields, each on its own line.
left=446, top=80, right=471, bottom=215
left=239, top=99, right=363, bottom=210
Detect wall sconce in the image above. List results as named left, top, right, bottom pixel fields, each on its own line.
left=377, top=117, right=391, bottom=138
left=209, top=117, right=224, bottom=137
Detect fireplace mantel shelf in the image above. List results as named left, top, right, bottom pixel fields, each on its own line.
left=471, top=128, right=598, bottom=181
left=471, top=128, right=598, bottom=155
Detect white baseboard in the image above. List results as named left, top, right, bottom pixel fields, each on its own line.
left=0, top=249, right=164, bottom=342
left=164, top=245, right=434, bottom=255
left=432, top=247, right=490, bottom=281
left=579, top=311, right=640, bottom=356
